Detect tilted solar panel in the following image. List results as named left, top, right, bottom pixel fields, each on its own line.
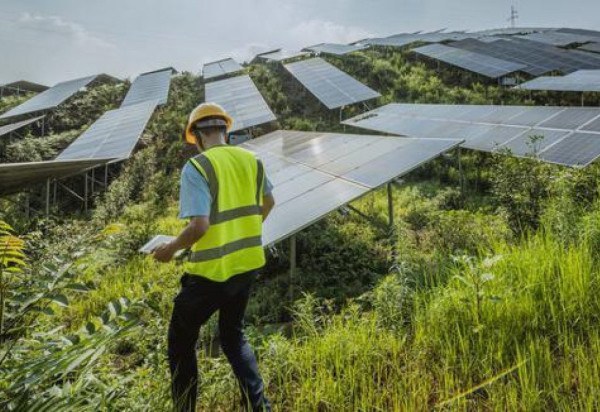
left=0, top=75, right=97, bottom=120
left=0, top=158, right=113, bottom=196
left=303, top=43, right=368, bottom=55
left=121, top=69, right=172, bottom=107
left=343, top=103, right=600, bottom=167
left=56, top=100, right=157, bottom=161
left=204, top=75, right=276, bottom=132
left=257, top=49, right=308, bottom=62
left=241, top=130, right=462, bottom=246
left=518, top=70, right=600, bottom=92
left=413, top=43, right=526, bottom=78
left=284, top=58, right=380, bottom=109
left=0, top=116, right=44, bottom=138
left=579, top=43, right=600, bottom=54
left=203, top=58, right=243, bottom=80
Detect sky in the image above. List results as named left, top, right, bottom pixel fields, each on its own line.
left=0, top=0, right=599, bottom=85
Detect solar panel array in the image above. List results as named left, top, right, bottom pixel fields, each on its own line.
left=366, top=31, right=472, bottom=48
left=0, top=75, right=97, bottom=120
left=256, top=49, right=308, bottom=62
left=0, top=158, right=112, bottom=196
left=203, top=58, right=243, bottom=80
left=284, top=58, right=380, bottom=109
left=0, top=116, right=44, bottom=138
left=518, top=70, right=600, bottom=92
left=121, top=69, right=172, bottom=107
left=343, top=103, right=600, bottom=167
left=204, top=75, right=276, bottom=132
left=0, top=81, right=48, bottom=95
left=241, top=130, right=461, bottom=246
left=413, top=43, right=526, bottom=78
left=56, top=100, right=157, bottom=161
left=451, top=38, right=600, bottom=75
left=516, top=31, right=597, bottom=47
left=303, top=43, right=368, bottom=56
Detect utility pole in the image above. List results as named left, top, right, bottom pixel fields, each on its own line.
left=508, top=5, right=519, bottom=28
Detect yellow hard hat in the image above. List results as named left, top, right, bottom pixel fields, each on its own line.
left=184, top=102, right=233, bottom=145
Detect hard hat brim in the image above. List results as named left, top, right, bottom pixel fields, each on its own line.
left=184, top=113, right=233, bottom=144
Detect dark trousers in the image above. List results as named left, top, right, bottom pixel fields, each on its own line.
left=168, top=271, right=271, bottom=412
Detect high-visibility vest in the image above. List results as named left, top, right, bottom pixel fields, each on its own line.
left=184, top=146, right=266, bottom=281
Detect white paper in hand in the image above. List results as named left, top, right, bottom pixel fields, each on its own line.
left=139, top=235, right=176, bottom=254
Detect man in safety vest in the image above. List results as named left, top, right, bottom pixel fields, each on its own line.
left=153, top=103, right=274, bottom=412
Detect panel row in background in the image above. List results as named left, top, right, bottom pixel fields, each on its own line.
left=343, top=103, right=600, bottom=167
left=241, top=130, right=462, bottom=246
left=517, top=70, right=600, bottom=92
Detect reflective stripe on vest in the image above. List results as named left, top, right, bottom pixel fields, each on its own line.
left=184, top=146, right=266, bottom=282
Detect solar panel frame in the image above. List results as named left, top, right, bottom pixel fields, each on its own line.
left=204, top=74, right=277, bottom=132
left=56, top=100, right=157, bottom=161
left=121, top=69, right=172, bottom=107
left=284, top=58, right=380, bottom=109
left=0, top=75, right=97, bottom=120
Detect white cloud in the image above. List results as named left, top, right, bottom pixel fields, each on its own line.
left=17, top=13, right=115, bottom=50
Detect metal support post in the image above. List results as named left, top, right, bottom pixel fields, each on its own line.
left=457, top=146, right=465, bottom=196
left=91, top=168, right=95, bottom=194
left=289, top=235, right=297, bottom=302
left=387, top=182, right=399, bottom=272
left=45, top=179, right=51, bottom=216
left=84, top=172, right=89, bottom=213
left=53, top=180, right=58, bottom=207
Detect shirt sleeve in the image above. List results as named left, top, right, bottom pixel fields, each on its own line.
left=179, top=162, right=212, bottom=219
left=263, top=173, right=273, bottom=196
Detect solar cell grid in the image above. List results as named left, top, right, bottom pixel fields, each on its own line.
left=413, top=43, right=526, bottom=78
left=0, top=75, right=97, bottom=119
left=57, top=100, right=157, bottom=161
left=343, top=103, right=600, bottom=167
left=242, top=130, right=461, bottom=245
left=121, top=69, right=172, bottom=107
left=0, top=116, right=44, bottom=138
left=204, top=75, right=276, bottom=132
left=304, top=43, right=368, bottom=55
left=284, top=58, right=380, bottom=109
left=203, top=58, right=243, bottom=80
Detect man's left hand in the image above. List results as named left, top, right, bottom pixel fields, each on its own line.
left=153, top=242, right=177, bottom=263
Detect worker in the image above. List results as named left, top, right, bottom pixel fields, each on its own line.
left=152, top=103, right=274, bottom=412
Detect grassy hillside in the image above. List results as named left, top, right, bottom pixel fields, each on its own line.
left=1, top=49, right=600, bottom=411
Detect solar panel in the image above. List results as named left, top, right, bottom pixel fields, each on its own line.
left=0, top=116, right=44, bottom=138
left=366, top=32, right=472, bottom=48
left=557, top=28, right=600, bottom=41
left=284, top=58, right=380, bottom=109
left=0, top=80, right=48, bottom=96
left=241, top=130, right=462, bottom=246
left=516, top=31, right=595, bottom=47
left=579, top=43, right=600, bottom=54
left=518, top=70, right=600, bottom=92
left=121, top=69, right=172, bottom=107
left=303, top=43, right=368, bottom=55
left=204, top=75, right=276, bottom=132
left=256, top=49, right=308, bottom=62
left=450, top=37, right=600, bottom=75
left=343, top=103, right=600, bottom=167
left=0, top=158, right=112, bottom=196
left=56, top=100, right=157, bottom=161
left=203, top=58, right=243, bottom=80
left=539, top=132, right=600, bottom=167
left=413, top=43, right=526, bottom=78
left=0, top=75, right=97, bottom=120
